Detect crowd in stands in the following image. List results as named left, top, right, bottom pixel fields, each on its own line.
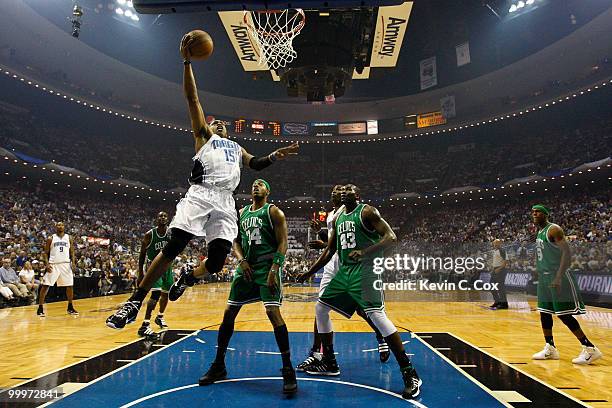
left=1, top=177, right=608, bottom=308
left=1, top=92, right=610, bottom=200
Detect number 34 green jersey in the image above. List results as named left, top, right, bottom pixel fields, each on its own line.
left=239, top=203, right=277, bottom=265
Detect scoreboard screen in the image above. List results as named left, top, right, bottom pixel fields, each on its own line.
left=268, top=121, right=281, bottom=136
left=250, top=120, right=265, bottom=134
left=234, top=119, right=246, bottom=133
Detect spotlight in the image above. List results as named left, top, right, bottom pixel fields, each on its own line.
left=131, top=14, right=139, bottom=21
left=117, top=0, right=126, bottom=4
left=127, top=0, right=133, bottom=7
left=125, top=9, right=133, bottom=17
left=526, top=0, right=534, bottom=4
left=509, top=4, right=517, bottom=12
left=115, top=7, right=124, bottom=14
left=517, top=1, right=525, bottom=8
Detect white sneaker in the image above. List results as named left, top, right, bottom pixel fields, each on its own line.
left=572, top=346, right=603, bottom=365
left=532, top=343, right=560, bottom=360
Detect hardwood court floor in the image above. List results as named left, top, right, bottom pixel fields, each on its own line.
left=0, top=283, right=609, bottom=406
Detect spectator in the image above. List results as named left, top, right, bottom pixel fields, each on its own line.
left=0, top=281, right=15, bottom=301
left=0, top=258, right=31, bottom=300
left=19, top=261, right=40, bottom=298
left=16, top=250, right=28, bottom=268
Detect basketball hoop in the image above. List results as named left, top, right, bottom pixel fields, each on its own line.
left=243, top=8, right=306, bottom=70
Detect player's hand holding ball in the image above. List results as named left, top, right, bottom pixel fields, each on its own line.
left=180, top=30, right=214, bottom=62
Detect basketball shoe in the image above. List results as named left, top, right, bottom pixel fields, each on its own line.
left=401, top=366, right=422, bottom=399
left=572, top=346, right=603, bottom=365
left=168, top=269, right=196, bottom=301
left=199, top=362, right=227, bottom=385
left=296, top=350, right=322, bottom=372
left=281, top=367, right=298, bottom=394
left=154, top=315, right=168, bottom=329
left=106, top=300, right=141, bottom=329
left=304, top=356, right=340, bottom=376
left=532, top=343, right=560, bottom=360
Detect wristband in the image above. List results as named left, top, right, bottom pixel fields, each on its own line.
left=272, top=252, right=285, bottom=266
left=268, top=152, right=277, bottom=162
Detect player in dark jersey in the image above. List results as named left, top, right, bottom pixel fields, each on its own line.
left=137, top=212, right=172, bottom=337
left=198, top=179, right=297, bottom=394
left=297, top=185, right=390, bottom=372
left=530, top=204, right=602, bottom=365
left=298, top=184, right=421, bottom=399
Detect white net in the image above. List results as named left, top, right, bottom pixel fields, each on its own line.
left=244, top=8, right=305, bottom=70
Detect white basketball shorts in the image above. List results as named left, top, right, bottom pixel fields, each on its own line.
left=169, top=184, right=238, bottom=244
left=42, top=263, right=74, bottom=287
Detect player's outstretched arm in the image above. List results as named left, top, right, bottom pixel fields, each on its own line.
left=349, top=205, right=397, bottom=261
left=297, top=221, right=338, bottom=282
left=137, top=231, right=152, bottom=285
left=180, top=33, right=213, bottom=153
left=241, top=142, right=299, bottom=171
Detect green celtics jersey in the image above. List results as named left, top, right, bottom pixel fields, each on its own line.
left=535, top=223, right=561, bottom=274
left=335, top=203, right=381, bottom=266
left=146, top=227, right=170, bottom=262
left=239, top=203, right=277, bottom=265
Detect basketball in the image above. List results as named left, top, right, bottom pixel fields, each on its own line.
left=186, top=30, right=213, bottom=60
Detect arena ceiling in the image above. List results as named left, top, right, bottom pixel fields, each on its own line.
left=21, top=0, right=612, bottom=103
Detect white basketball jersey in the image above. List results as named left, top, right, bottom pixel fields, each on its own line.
left=323, top=206, right=345, bottom=275
left=189, top=134, right=243, bottom=192
left=49, top=233, right=71, bottom=264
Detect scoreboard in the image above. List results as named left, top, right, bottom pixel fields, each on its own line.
left=234, top=119, right=246, bottom=133
left=268, top=121, right=281, bottom=136
left=250, top=120, right=265, bottom=134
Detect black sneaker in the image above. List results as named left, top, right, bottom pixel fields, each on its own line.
left=281, top=367, right=298, bottom=394
left=304, top=356, right=340, bottom=376
left=106, top=300, right=141, bottom=329
left=168, top=270, right=195, bottom=301
left=67, top=305, right=79, bottom=315
left=154, top=315, right=168, bottom=329
left=378, top=339, right=391, bottom=363
left=489, top=302, right=499, bottom=309
left=296, top=351, right=321, bottom=372
left=199, top=362, right=227, bottom=385
left=138, top=323, right=157, bottom=337
left=401, top=366, right=422, bottom=399
left=495, top=302, right=509, bottom=309
left=37, top=305, right=45, bottom=317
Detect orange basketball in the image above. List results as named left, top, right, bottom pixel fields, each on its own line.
left=187, top=30, right=213, bottom=60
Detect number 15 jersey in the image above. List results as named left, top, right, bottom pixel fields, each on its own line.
left=189, top=134, right=243, bottom=192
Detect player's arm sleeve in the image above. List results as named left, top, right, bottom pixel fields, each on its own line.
left=243, top=147, right=275, bottom=171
